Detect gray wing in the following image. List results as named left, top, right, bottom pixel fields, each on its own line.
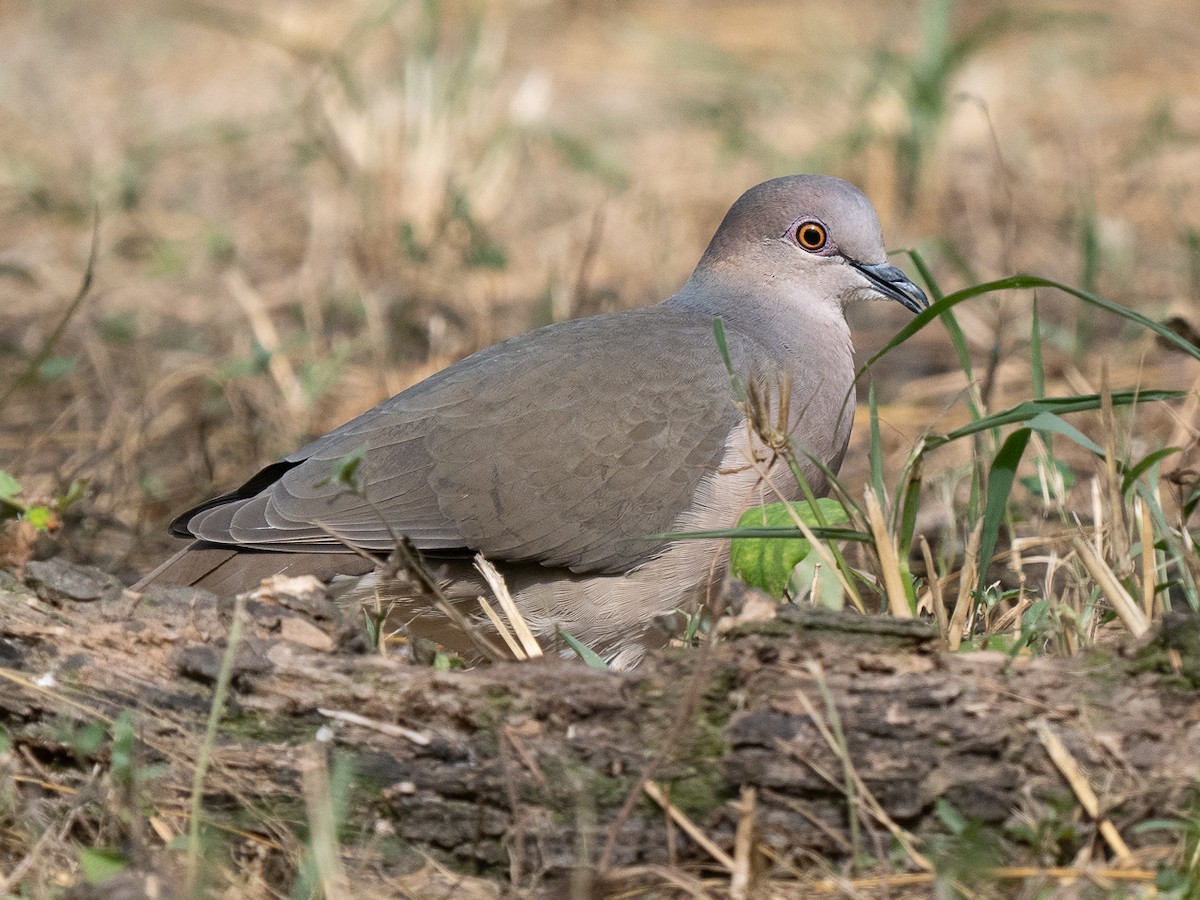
left=179, top=306, right=756, bottom=575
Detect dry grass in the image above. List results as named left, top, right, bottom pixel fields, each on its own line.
left=2, top=0, right=1200, bottom=895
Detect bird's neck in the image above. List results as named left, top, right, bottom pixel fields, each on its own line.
left=667, top=268, right=858, bottom=488
left=666, top=269, right=854, bottom=363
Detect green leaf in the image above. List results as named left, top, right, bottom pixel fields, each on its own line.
left=789, top=554, right=844, bottom=610
left=976, top=429, right=1032, bottom=601
left=1025, top=410, right=1104, bottom=456
left=316, top=444, right=369, bottom=491
left=59, top=478, right=87, bottom=509
left=36, top=355, right=76, bottom=381
left=930, top=392, right=1181, bottom=449
left=935, top=798, right=968, bottom=836
left=0, top=471, right=22, bottom=506
left=730, top=499, right=848, bottom=598
left=557, top=629, right=608, bottom=668
left=80, top=848, right=127, bottom=884
left=99, top=312, right=137, bottom=344
left=24, top=505, right=54, bottom=531
left=1121, top=446, right=1181, bottom=496
left=860, top=274, right=1200, bottom=379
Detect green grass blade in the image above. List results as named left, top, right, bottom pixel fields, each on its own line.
left=1135, top=483, right=1199, bottom=611
left=1076, top=203, right=1100, bottom=361
left=901, top=249, right=982, bottom=422
left=712, top=317, right=747, bottom=403
left=900, top=246, right=944, bottom=300
left=1122, top=447, right=1182, bottom=496
left=652, top=525, right=872, bottom=543
left=1030, top=295, right=1045, bottom=401
left=868, top=380, right=886, bottom=503
left=930, top=391, right=1182, bottom=448
left=895, top=451, right=924, bottom=580
left=976, top=428, right=1033, bottom=601
left=558, top=629, right=609, bottom=668
left=859, top=274, right=1200, bottom=380
left=1023, top=411, right=1105, bottom=456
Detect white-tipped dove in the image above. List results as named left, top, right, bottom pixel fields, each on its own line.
left=138, top=175, right=927, bottom=667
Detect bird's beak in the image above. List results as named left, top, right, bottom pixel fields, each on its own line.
left=851, top=260, right=929, bottom=314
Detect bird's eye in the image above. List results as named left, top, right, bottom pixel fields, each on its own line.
left=794, top=220, right=828, bottom=252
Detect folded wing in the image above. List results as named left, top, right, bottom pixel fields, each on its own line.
left=178, top=308, right=755, bottom=575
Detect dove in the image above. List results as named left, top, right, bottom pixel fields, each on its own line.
left=137, top=175, right=927, bottom=667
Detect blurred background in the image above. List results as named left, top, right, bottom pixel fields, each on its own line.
left=1, top=0, right=1197, bottom=580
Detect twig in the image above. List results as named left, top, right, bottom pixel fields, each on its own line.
left=730, top=786, right=756, bottom=899
left=864, top=486, right=912, bottom=617
left=1036, top=720, right=1134, bottom=864
left=225, top=269, right=307, bottom=420
left=474, top=554, right=542, bottom=659
left=642, top=781, right=735, bottom=872
left=919, top=534, right=949, bottom=639
left=316, top=708, right=431, bottom=745
left=1071, top=535, right=1149, bottom=637
left=477, top=597, right=525, bottom=660
left=948, top=520, right=983, bottom=650
left=314, top=515, right=508, bottom=663
left=0, top=764, right=100, bottom=893
left=386, top=538, right=507, bottom=662
left=0, top=207, right=99, bottom=413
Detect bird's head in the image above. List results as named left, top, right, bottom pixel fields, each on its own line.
left=688, top=174, right=928, bottom=316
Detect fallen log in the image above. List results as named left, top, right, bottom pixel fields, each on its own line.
left=1, top=559, right=1197, bottom=895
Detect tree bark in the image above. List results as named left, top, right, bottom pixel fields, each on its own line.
left=2, top=559, right=1198, bottom=893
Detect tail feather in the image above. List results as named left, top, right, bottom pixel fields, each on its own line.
left=132, top=540, right=374, bottom=596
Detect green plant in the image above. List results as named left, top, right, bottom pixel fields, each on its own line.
left=729, top=498, right=850, bottom=599
left=186, top=595, right=247, bottom=895
left=0, top=471, right=85, bottom=533
left=687, top=265, right=1197, bottom=655
left=1135, top=798, right=1200, bottom=898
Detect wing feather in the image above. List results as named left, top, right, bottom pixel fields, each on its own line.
left=182, top=307, right=763, bottom=573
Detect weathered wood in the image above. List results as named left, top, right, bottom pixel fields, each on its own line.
left=1, top=562, right=1197, bottom=892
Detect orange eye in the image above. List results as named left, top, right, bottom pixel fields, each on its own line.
left=795, top=221, right=828, bottom=251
